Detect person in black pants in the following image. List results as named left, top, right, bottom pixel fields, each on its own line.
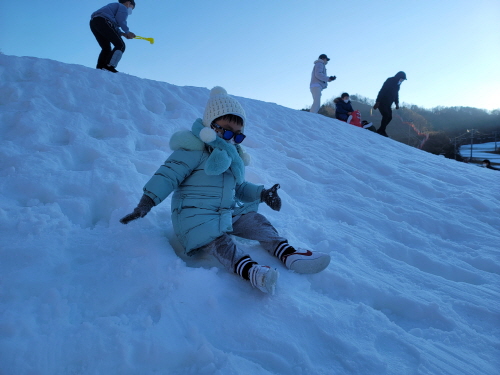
left=373, top=71, right=407, bottom=137
left=90, top=0, right=136, bottom=73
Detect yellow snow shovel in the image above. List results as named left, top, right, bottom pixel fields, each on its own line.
left=134, top=36, right=154, bottom=44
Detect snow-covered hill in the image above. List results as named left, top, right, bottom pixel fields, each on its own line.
left=1, top=54, right=499, bottom=375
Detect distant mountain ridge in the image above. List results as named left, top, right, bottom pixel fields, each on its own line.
left=314, top=95, right=500, bottom=158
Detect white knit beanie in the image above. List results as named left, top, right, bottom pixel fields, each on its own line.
left=202, top=86, right=246, bottom=128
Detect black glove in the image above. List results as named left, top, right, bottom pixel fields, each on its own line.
left=329, top=76, right=336, bottom=81
left=261, top=184, right=281, bottom=211
left=120, top=195, right=155, bottom=224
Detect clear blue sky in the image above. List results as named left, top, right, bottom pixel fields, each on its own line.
left=2, top=0, right=500, bottom=111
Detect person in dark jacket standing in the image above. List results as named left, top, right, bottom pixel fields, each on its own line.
left=373, top=71, right=407, bottom=137
left=90, top=0, right=136, bottom=73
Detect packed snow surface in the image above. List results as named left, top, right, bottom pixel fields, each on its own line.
left=1, top=55, right=499, bottom=375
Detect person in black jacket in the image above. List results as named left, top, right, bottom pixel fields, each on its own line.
left=483, top=159, right=499, bottom=170
left=334, top=93, right=354, bottom=121
left=373, top=71, right=407, bottom=137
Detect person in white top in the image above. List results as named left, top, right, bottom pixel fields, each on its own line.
left=309, top=54, right=336, bottom=113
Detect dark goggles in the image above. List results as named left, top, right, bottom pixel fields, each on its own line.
left=211, top=123, right=246, bottom=144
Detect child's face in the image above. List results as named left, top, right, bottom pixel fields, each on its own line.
left=212, top=119, right=244, bottom=143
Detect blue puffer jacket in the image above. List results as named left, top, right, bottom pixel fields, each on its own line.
left=143, top=119, right=263, bottom=254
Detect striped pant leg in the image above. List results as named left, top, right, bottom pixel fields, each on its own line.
left=230, top=212, right=291, bottom=259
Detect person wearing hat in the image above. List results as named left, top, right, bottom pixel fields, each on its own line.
left=372, top=71, right=407, bottom=137
left=90, top=0, right=136, bottom=73
left=120, top=86, right=331, bottom=294
left=309, top=54, right=336, bottom=113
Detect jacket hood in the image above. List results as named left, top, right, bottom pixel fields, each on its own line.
left=394, top=71, right=407, bottom=80
left=334, top=97, right=351, bottom=104
left=169, top=119, right=250, bottom=183
left=314, top=59, right=325, bottom=65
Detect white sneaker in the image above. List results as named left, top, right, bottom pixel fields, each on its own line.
left=248, top=265, right=279, bottom=294
left=283, top=249, right=330, bottom=274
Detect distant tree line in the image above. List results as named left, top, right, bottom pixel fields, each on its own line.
left=306, top=94, right=500, bottom=161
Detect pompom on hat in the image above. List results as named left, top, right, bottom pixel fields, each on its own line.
left=202, top=86, right=246, bottom=128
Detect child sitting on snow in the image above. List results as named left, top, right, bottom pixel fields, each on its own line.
left=334, top=93, right=376, bottom=132
left=120, top=87, right=330, bottom=294
left=334, top=93, right=354, bottom=122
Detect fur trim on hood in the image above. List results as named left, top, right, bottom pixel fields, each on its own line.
left=169, top=118, right=251, bottom=183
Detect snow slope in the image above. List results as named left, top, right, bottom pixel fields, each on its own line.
left=1, top=54, right=499, bottom=375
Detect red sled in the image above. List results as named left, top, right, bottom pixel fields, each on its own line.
left=347, top=110, right=362, bottom=127
left=347, top=110, right=375, bottom=130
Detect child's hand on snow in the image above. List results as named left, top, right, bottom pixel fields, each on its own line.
left=120, top=195, right=155, bottom=224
